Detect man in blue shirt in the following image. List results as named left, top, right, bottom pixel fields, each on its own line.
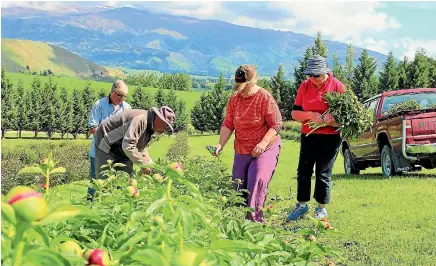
left=87, top=80, right=132, bottom=200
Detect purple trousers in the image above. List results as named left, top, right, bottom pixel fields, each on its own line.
left=232, top=136, right=281, bottom=222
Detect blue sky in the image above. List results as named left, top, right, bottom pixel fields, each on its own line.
left=4, top=1, right=436, bottom=59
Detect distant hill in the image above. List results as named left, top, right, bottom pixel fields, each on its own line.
left=1, top=39, right=124, bottom=80
left=1, top=6, right=390, bottom=77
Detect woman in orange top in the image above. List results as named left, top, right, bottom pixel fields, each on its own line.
left=213, top=65, right=283, bottom=223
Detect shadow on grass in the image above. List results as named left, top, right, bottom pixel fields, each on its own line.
left=333, top=172, right=436, bottom=180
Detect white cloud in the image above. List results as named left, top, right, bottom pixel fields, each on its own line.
left=270, top=1, right=400, bottom=45
left=169, top=2, right=222, bottom=19
left=2, top=1, right=65, bottom=12
left=400, top=38, right=436, bottom=59
left=364, top=37, right=390, bottom=55
left=234, top=16, right=257, bottom=28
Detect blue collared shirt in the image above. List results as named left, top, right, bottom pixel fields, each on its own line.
left=89, top=96, right=132, bottom=157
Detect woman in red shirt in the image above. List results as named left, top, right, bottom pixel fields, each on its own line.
left=213, top=65, right=283, bottom=223
left=287, top=55, right=346, bottom=221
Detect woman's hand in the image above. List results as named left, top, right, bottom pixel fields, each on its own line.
left=213, top=144, right=222, bottom=156
left=324, top=113, right=339, bottom=127
left=309, top=112, right=324, bottom=125
left=252, top=140, right=268, bottom=158
left=140, top=167, right=152, bottom=175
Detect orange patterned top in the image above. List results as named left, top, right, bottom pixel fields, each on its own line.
left=222, top=88, right=282, bottom=155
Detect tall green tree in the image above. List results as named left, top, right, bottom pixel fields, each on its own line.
left=173, top=73, right=192, bottom=91
left=40, top=78, right=59, bottom=138
left=173, top=98, right=189, bottom=132
left=312, top=31, right=328, bottom=58
left=397, top=56, right=409, bottom=89
left=428, top=56, right=436, bottom=88
left=1, top=68, right=18, bottom=138
left=98, top=88, right=107, bottom=99
left=155, top=86, right=167, bottom=107
left=294, top=47, right=313, bottom=87
left=191, top=94, right=209, bottom=134
left=158, top=73, right=173, bottom=90
left=407, top=48, right=430, bottom=88
left=82, top=81, right=97, bottom=139
left=352, top=49, right=378, bottom=100
left=344, top=43, right=355, bottom=89
left=131, top=87, right=155, bottom=110
left=271, top=65, right=293, bottom=120
left=58, top=86, right=74, bottom=139
left=379, top=51, right=399, bottom=92
left=27, top=77, right=43, bottom=138
left=258, top=78, right=272, bottom=92
left=71, top=88, right=87, bottom=139
left=332, top=51, right=347, bottom=84
left=16, top=79, right=27, bottom=138
left=202, top=73, right=230, bottom=133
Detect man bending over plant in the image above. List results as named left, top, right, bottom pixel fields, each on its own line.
left=93, top=106, right=175, bottom=180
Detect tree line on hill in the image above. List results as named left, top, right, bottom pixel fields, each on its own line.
left=0, top=69, right=190, bottom=139
left=1, top=32, right=435, bottom=138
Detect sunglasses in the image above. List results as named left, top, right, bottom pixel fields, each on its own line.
left=113, top=90, right=127, bottom=99
left=309, top=74, right=321, bottom=78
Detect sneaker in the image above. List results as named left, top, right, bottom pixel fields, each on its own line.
left=314, top=207, right=328, bottom=219
left=287, top=203, right=310, bottom=221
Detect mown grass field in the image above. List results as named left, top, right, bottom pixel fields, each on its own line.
left=5, top=72, right=203, bottom=111
left=3, top=135, right=436, bottom=265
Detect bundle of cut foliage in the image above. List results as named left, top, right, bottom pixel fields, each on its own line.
left=306, top=89, right=372, bottom=139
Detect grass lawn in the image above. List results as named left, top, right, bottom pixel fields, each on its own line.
left=3, top=135, right=436, bottom=265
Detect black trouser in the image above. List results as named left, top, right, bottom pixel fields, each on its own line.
left=297, top=134, right=341, bottom=204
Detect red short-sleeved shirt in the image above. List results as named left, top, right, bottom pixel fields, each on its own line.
left=222, top=88, right=282, bottom=155
left=294, top=73, right=346, bottom=135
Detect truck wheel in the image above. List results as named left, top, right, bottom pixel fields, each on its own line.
left=344, top=149, right=360, bottom=175
left=381, top=145, right=400, bottom=177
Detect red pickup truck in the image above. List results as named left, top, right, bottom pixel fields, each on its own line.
left=342, top=88, right=436, bottom=177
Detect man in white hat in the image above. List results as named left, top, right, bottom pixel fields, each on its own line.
left=93, top=106, right=176, bottom=179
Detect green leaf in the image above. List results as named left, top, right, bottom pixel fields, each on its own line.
left=131, top=249, right=169, bottom=266
left=30, top=226, right=51, bottom=247
left=112, top=163, right=126, bottom=168
left=177, top=178, right=200, bottom=195
left=211, top=239, right=264, bottom=252
left=36, top=207, right=80, bottom=226
left=257, top=234, right=275, bottom=247
left=1, top=202, right=16, bottom=224
left=146, top=197, right=167, bottom=216
left=17, top=167, right=44, bottom=175
left=49, top=167, right=66, bottom=175
left=118, top=232, right=148, bottom=251
left=22, top=249, right=72, bottom=266
left=99, top=223, right=111, bottom=246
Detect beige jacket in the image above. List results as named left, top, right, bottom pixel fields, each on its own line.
left=96, top=109, right=154, bottom=164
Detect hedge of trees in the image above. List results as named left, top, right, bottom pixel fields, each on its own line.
left=0, top=70, right=190, bottom=138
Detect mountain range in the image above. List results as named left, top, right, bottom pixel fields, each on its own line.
left=1, top=6, right=389, bottom=77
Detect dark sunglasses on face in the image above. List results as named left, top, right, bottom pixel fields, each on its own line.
left=113, top=90, right=127, bottom=99
left=309, top=74, right=321, bottom=78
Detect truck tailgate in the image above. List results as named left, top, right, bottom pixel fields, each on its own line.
left=409, top=112, right=436, bottom=143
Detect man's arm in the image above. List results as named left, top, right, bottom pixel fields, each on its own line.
left=89, top=102, right=101, bottom=135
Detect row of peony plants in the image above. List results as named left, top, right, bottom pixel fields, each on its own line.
left=1, top=152, right=342, bottom=266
